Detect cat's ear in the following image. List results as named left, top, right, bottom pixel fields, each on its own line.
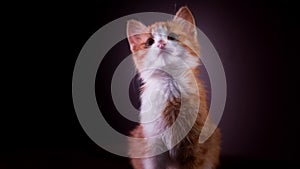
left=173, top=6, right=197, bottom=37
left=127, top=20, right=148, bottom=52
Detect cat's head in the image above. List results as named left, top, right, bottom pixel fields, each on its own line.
left=127, top=7, right=200, bottom=73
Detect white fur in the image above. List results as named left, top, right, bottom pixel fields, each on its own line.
left=139, top=25, right=200, bottom=169
left=140, top=25, right=199, bottom=134
left=143, top=158, right=156, bottom=169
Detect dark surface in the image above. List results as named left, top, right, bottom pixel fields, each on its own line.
left=1, top=149, right=295, bottom=169
left=2, top=0, right=297, bottom=168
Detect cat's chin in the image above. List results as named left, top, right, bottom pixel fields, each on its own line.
left=157, top=49, right=172, bottom=56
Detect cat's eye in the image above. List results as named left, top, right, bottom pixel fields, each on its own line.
left=145, top=38, right=154, bottom=47
left=167, top=33, right=178, bottom=41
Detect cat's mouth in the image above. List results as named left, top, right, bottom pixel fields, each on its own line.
left=158, top=49, right=172, bottom=56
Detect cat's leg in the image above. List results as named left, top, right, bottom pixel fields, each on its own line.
left=179, top=130, right=221, bottom=169
left=130, top=158, right=143, bottom=169
left=129, top=125, right=147, bottom=169
left=177, top=149, right=206, bottom=169
left=200, top=129, right=221, bottom=169
left=142, top=152, right=169, bottom=169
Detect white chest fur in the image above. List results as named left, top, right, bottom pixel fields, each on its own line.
left=140, top=70, right=180, bottom=137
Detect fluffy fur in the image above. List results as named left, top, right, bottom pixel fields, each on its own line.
left=127, top=6, right=221, bottom=169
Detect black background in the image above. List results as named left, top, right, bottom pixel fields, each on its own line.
left=2, top=0, right=298, bottom=168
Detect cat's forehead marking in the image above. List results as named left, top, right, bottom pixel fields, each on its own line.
left=151, top=24, right=168, bottom=37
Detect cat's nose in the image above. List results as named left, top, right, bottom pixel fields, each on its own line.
left=157, top=40, right=166, bottom=49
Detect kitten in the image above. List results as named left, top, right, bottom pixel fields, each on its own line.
left=127, top=6, right=221, bottom=169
